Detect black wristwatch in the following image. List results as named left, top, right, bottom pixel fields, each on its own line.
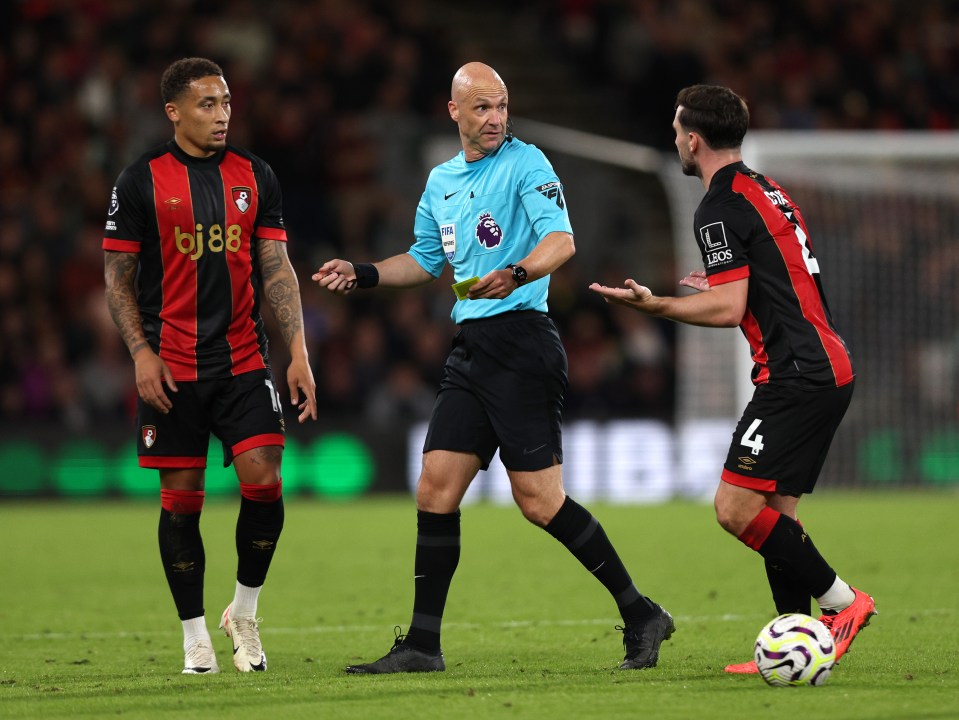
left=507, top=263, right=528, bottom=285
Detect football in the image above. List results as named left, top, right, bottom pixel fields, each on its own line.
left=754, top=613, right=836, bottom=687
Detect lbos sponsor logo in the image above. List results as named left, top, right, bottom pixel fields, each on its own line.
left=707, top=249, right=733, bottom=265
left=699, top=221, right=732, bottom=268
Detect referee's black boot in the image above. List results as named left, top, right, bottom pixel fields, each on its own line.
left=345, top=627, right=445, bottom=674
left=618, top=604, right=676, bottom=669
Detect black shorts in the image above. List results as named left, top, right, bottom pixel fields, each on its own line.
left=424, top=311, right=567, bottom=472
left=721, top=380, right=854, bottom=496
left=136, top=368, right=285, bottom=469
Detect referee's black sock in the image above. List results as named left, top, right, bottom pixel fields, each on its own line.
left=739, top=507, right=836, bottom=599
left=405, top=510, right=461, bottom=652
left=544, top=497, right=657, bottom=624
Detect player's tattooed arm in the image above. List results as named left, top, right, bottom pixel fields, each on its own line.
left=258, top=238, right=317, bottom=422
left=105, top=249, right=177, bottom=410
left=257, top=239, right=304, bottom=349
left=104, top=251, right=149, bottom=357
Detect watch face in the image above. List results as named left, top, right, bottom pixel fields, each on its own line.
left=511, top=265, right=527, bottom=284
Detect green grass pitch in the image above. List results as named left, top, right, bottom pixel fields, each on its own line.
left=2, top=490, right=957, bottom=719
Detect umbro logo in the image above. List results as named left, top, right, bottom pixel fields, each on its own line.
left=444, top=190, right=460, bottom=200
left=164, top=197, right=183, bottom=210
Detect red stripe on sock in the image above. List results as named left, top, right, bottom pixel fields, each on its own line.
left=240, top=480, right=282, bottom=503
left=738, top=507, right=781, bottom=550
left=160, top=488, right=205, bottom=514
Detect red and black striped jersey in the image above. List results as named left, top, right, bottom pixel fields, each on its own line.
left=694, top=161, right=854, bottom=389
left=103, top=141, right=287, bottom=381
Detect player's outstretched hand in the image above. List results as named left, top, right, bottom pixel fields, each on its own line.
left=588, top=279, right=654, bottom=311
left=313, top=259, right=358, bottom=295
left=679, top=269, right=710, bottom=292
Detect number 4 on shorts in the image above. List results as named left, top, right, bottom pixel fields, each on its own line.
left=740, top=419, right=765, bottom=455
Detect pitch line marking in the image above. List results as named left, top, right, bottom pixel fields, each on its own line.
left=12, top=608, right=952, bottom=642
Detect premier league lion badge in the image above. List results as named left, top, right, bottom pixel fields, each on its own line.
left=475, top=211, right=503, bottom=249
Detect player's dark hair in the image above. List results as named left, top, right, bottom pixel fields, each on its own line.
left=674, top=85, right=750, bottom=150
left=160, top=57, right=224, bottom=103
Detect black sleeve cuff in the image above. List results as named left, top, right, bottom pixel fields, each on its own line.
left=353, top=262, right=379, bottom=289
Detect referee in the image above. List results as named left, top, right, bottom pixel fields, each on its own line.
left=314, top=62, right=674, bottom=673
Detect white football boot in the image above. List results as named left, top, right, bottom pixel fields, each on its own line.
left=182, top=638, right=220, bottom=674
left=219, top=603, right=267, bottom=672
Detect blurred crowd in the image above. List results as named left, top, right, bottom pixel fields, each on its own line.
left=545, top=0, right=959, bottom=148
left=1, top=0, right=956, bottom=433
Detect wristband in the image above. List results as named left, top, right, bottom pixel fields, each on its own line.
left=353, top=262, right=379, bottom=289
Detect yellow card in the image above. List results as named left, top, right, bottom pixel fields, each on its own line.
left=451, top=276, right=480, bottom=300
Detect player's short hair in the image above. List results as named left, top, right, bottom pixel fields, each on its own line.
left=160, top=57, right=224, bottom=103
left=674, top=85, right=750, bottom=150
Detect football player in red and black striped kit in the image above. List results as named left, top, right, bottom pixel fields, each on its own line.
left=590, top=84, right=876, bottom=674
left=104, top=58, right=316, bottom=675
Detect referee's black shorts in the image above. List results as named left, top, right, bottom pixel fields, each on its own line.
left=721, top=380, right=854, bottom=496
left=423, top=310, right=567, bottom=472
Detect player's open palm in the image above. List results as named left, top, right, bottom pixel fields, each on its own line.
left=679, top=270, right=710, bottom=293
left=588, top=279, right=654, bottom=311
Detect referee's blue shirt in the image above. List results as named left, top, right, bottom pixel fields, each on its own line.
left=408, top=137, right=573, bottom=324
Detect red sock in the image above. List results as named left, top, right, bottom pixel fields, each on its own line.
left=160, top=488, right=205, bottom=514
left=240, top=480, right=282, bottom=503
left=738, top=506, right=780, bottom=550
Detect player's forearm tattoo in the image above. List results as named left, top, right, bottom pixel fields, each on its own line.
left=104, top=251, right=148, bottom=357
left=258, top=240, right=304, bottom=348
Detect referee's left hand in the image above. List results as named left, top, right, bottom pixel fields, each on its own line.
left=467, top=268, right=515, bottom=300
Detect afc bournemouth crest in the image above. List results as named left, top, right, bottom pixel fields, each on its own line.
left=232, top=186, right=252, bottom=213
left=142, top=425, right=157, bottom=449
